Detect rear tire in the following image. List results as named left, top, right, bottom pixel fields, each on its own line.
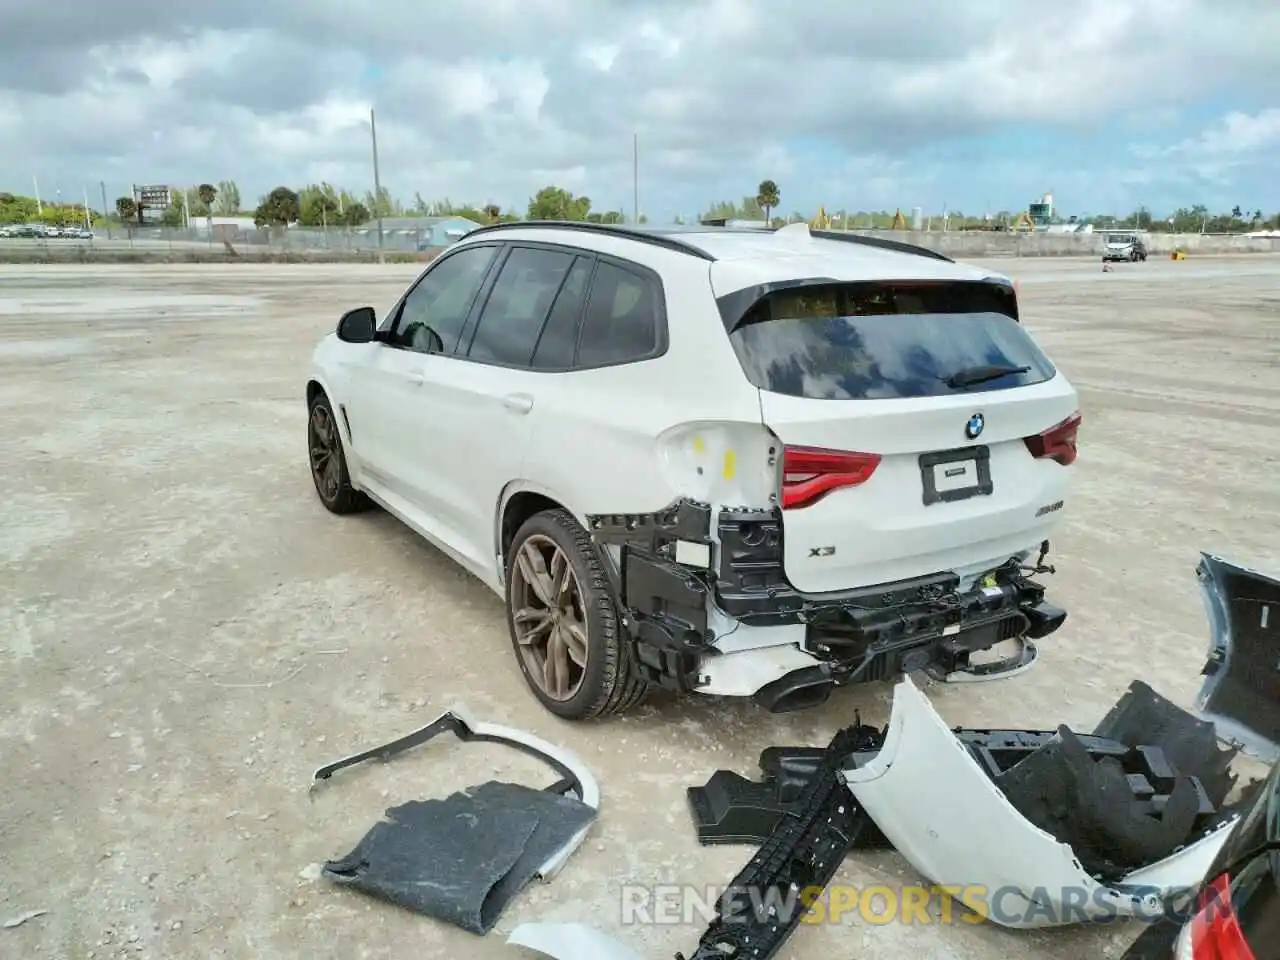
left=307, top=392, right=369, bottom=514
left=505, top=509, right=648, bottom=720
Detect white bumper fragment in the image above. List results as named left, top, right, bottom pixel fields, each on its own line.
left=840, top=677, right=1237, bottom=928
left=507, top=922, right=642, bottom=960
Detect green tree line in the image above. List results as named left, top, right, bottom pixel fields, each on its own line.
left=0, top=192, right=106, bottom=227
left=4, top=177, right=1277, bottom=233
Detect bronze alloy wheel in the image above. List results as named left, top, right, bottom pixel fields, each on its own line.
left=510, top=534, right=589, bottom=701
left=309, top=403, right=341, bottom=502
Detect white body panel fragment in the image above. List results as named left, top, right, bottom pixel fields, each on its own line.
left=840, top=678, right=1237, bottom=928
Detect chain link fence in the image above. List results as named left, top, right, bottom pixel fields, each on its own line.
left=13, top=224, right=437, bottom=254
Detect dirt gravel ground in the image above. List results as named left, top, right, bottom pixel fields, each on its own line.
left=1, top=257, right=1277, bottom=960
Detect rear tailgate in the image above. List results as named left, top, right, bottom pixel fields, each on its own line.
left=761, top=384, right=1077, bottom=591
left=720, top=275, right=1079, bottom=594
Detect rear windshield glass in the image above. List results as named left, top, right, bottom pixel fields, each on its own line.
left=726, top=280, right=1056, bottom=400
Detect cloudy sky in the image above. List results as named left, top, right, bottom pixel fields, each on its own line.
left=2, top=0, right=1279, bottom=221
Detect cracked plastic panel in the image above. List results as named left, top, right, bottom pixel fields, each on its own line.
left=1195, top=552, right=1280, bottom=762
left=840, top=678, right=1238, bottom=928
left=310, top=705, right=599, bottom=880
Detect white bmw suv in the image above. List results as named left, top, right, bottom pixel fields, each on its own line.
left=306, top=221, right=1081, bottom=720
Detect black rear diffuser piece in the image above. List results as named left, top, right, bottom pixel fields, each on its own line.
left=678, top=722, right=882, bottom=960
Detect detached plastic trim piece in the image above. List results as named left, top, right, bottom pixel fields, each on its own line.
left=841, top=677, right=1238, bottom=929
left=1194, top=552, right=1280, bottom=763
left=310, top=704, right=599, bottom=880
left=680, top=721, right=883, bottom=960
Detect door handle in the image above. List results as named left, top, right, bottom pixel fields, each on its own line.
left=502, top=393, right=534, bottom=414
left=406, top=367, right=425, bottom=386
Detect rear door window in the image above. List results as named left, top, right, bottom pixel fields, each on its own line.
left=725, top=280, right=1055, bottom=400
left=466, top=246, right=577, bottom=366
left=575, top=261, right=662, bottom=368
left=531, top=256, right=592, bottom=370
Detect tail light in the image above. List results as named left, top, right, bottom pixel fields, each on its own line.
left=1024, top=411, right=1081, bottom=466
left=1175, top=874, right=1255, bottom=960
left=781, top=445, right=880, bottom=509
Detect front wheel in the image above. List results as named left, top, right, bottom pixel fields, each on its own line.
left=505, top=509, right=648, bottom=719
left=308, top=393, right=369, bottom=514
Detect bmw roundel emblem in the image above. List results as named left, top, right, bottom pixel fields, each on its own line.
left=965, top=412, right=985, bottom=440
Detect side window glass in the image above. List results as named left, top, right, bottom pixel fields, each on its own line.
left=576, top=261, right=661, bottom=367
left=468, top=247, right=576, bottom=366
left=392, top=245, right=496, bottom=354
left=530, top=257, right=592, bottom=370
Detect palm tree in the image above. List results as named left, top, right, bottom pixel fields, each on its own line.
left=756, top=180, right=780, bottom=225
left=115, top=197, right=137, bottom=233
left=197, top=183, right=217, bottom=232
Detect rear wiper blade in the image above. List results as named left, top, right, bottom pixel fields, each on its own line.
left=943, top=363, right=1030, bottom=389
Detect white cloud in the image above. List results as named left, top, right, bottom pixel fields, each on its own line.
left=1179, top=109, right=1280, bottom=157
left=1129, top=108, right=1280, bottom=187
left=0, top=0, right=1277, bottom=217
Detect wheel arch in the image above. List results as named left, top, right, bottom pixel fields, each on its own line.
left=496, top=482, right=586, bottom=583
left=306, top=375, right=361, bottom=476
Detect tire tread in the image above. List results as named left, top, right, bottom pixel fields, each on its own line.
left=510, top=508, right=648, bottom=719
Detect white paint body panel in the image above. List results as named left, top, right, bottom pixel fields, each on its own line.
left=759, top=378, right=1076, bottom=592
left=506, top=922, right=642, bottom=960
left=840, top=678, right=1237, bottom=928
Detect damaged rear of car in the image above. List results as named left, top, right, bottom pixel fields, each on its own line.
left=595, top=243, right=1080, bottom=715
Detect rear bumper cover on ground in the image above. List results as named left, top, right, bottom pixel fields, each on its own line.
left=1194, top=552, right=1280, bottom=762
left=841, top=677, right=1238, bottom=929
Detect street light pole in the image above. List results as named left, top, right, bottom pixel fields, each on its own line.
left=370, top=107, right=384, bottom=249
left=632, top=133, right=639, bottom=225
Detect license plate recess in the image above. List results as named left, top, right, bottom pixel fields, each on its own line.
left=920, top=445, right=993, bottom=505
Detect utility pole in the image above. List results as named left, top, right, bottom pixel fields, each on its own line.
left=632, top=133, right=639, bottom=226
left=370, top=107, right=384, bottom=249
left=33, top=175, right=42, bottom=217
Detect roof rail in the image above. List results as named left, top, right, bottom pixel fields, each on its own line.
left=458, top=220, right=717, bottom=261
left=809, top=229, right=954, bottom=263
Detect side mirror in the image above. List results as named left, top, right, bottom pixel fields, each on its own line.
left=337, top=306, right=376, bottom=343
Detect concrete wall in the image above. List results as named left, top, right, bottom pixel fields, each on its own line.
left=850, top=230, right=1280, bottom=259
